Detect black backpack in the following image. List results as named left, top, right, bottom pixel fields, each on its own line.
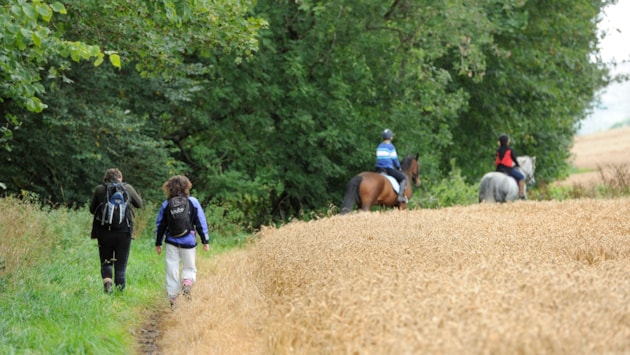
left=166, top=195, right=192, bottom=237
left=100, top=183, right=130, bottom=231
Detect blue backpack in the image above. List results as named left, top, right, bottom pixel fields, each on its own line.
left=100, top=183, right=129, bottom=230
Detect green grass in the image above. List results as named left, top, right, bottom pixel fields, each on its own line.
left=0, top=199, right=247, bottom=354
left=567, top=165, right=593, bottom=175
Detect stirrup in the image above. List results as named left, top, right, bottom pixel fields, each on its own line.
left=397, top=196, right=408, bottom=203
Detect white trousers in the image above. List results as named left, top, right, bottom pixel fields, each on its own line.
left=165, top=244, right=197, bottom=298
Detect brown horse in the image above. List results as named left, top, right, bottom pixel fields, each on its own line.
left=341, top=154, right=420, bottom=214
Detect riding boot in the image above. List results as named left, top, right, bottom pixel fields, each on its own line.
left=397, top=179, right=408, bottom=203
left=518, top=180, right=526, bottom=200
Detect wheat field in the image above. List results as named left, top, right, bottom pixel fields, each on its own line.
left=157, top=198, right=630, bottom=354
left=559, top=126, right=630, bottom=187
left=155, top=128, right=630, bottom=354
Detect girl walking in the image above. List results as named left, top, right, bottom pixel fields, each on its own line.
left=155, top=175, right=210, bottom=307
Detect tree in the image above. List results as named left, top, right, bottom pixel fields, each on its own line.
left=0, top=0, right=614, bottom=229
left=1, top=62, right=178, bottom=205
left=0, top=0, right=116, bottom=149
left=105, top=0, right=611, bottom=225
left=449, top=0, right=612, bottom=183
left=0, top=0, right=267, bottom=205
left=184, top=0, right=498, bottom=218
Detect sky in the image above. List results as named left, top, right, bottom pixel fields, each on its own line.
left=579, top=0, right=630, bottom=135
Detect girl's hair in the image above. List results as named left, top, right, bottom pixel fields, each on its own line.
left=103, top=168, right=122, bottom=183
left=498, top=134, right=509, bottom=147
left=162, top=175, right=192, bottom=198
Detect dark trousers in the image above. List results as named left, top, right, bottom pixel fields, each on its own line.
left=497, top=166, right=524, bottom=182
left=384, top=167, right=406, bottom=184
left=98, top=233, right=132, bottom=291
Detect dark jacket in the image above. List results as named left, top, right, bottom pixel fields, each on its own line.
left=90, top=183, right=143, bottom=238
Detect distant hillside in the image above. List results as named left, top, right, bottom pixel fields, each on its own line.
left=558, top=126, right=630, bottom=186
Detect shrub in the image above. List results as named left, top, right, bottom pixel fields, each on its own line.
left=415, top=159, right=478, bottom=209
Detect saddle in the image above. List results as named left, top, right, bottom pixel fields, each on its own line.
left=379, top=173, right=401, bottom=193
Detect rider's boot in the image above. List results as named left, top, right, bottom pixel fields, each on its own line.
left=397, top=179, right=408, bottom=203
left=518, top=180, right=526, bottom=200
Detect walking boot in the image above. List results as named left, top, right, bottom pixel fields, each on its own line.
left=397, top=179, right=408, bottom=203
left=103, top=278, right=113, bottom=294
left=182, top=279, right=192, bottom=299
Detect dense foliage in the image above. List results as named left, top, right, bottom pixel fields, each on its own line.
left=0, top=0, right=616, bottom=229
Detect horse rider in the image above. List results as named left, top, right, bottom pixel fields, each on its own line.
left=496, top=134, right=526, bottom=200
left=375, top=128, right=408, bottom=203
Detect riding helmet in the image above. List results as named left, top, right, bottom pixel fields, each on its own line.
left=499, top=134, right=509, bottom=145
left=382, top=129, right=394, bottom=140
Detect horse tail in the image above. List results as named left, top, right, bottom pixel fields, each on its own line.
left=478, top=174, right=494, bottom=203
left=479, top=173, right=511, bottom=203
left=341, top=175, right=362, bottom=214
left=479, top=176, right=487, bottom=203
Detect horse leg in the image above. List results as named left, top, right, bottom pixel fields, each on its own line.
left=497, top=190, right=507, bottom=203
left=358, top=195, right=371, bottom=212
left=496, top=177, right=508, bottom=203
left=359, top=191, right=374, bottom=211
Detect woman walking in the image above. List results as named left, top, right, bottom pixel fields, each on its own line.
left=90, top=168, right=143, bottom=293
left=155, top=175, right=210, bottom=307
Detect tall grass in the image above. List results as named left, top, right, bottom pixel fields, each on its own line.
left=532, top=163, right=630, bottom=201
left=0, top=198, right=246, bottom=354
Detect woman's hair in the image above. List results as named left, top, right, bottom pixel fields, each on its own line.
left=162, top=175, right=192, bottom=198
left=103, top=168, right=122, bottom=183
left=499, top=134, right=509, bottom=146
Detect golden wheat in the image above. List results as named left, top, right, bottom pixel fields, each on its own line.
left=158, top=198, right=630, bottom=354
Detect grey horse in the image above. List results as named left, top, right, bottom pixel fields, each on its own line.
left=479, top=156, right=536, bottom=203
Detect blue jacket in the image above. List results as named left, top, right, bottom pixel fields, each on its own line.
left=375, top=142, right=401, bottom=169
left=155, top=196, right=210, bottom=249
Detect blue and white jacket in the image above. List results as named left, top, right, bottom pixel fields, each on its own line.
left=155, top=196, right=210, bottom=249
left=375, top=142, right=401, bottom=170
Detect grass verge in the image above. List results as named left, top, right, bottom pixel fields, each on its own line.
left=0, top=198, right=247, bottom=354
